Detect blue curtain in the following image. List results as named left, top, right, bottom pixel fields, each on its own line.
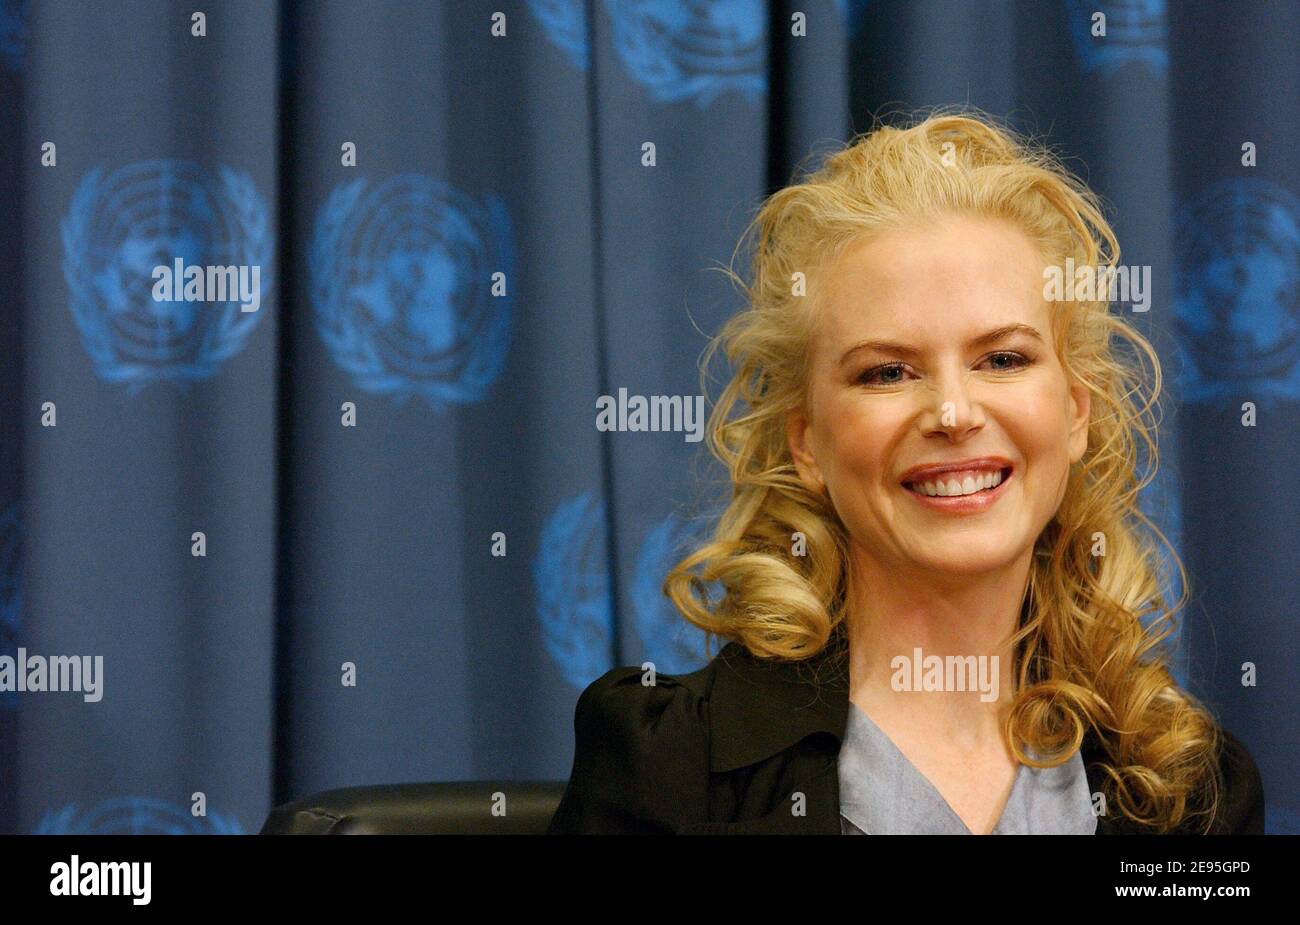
left=0, top=0, right=1293, bottom=834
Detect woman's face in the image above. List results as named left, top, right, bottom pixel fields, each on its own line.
left=787, top=214, right=1090, bottom=580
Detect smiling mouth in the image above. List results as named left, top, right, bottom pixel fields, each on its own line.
left=903, top=467, right=1013, bottom=498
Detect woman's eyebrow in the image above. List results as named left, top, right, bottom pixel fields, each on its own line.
left=838, top=323, right=1045, bottom=366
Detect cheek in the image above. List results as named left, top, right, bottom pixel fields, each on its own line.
left=814, top=395, right=905, bottom=483
left=1001, top=382, right=1075, bottom=482
left=1017, top=391, right=1069, bottom=439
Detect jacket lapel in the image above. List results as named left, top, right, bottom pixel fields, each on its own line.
left=707, top=634, right=851, bottom=774
left=699, top=635, right=850, bottom=834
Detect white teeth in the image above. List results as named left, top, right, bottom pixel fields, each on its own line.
left=910, top=468, right=1005, bottom=498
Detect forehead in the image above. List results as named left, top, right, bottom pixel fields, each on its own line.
left=814, top=216, right=1052, bottom=348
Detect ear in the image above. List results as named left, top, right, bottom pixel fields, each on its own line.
left=786, top=406, right=825, bottom=490
left=1066, top=377, right=1091, bottom=464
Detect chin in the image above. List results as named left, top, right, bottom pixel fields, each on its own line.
left=908, top=541, right=1027, bottom=577
left=914, top=557, right=1011, bottom=579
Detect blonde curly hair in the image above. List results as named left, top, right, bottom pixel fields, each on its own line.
left=664, top=108, right=1224, bottom=833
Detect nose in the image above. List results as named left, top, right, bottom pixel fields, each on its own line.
left=919, top=368, right=986, bottom=439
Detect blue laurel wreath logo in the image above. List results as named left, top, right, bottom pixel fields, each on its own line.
left=0, top=503, right=19, bottom=711
left=631, top=513, right=717, bottom=675
left=311, top=175, right=513, bottom=408
left=33, top=797, right=244, bottom=834
left=535, top=496, right=720, bottom=686
left=530, top=0, right=766, bottom=106
left=61, top=160, right=272, bottom=390
left=0, top=0, right=24, bottom=73
left=1174, top=178, right=1300, bottom=403
left=1066, top=0, right=1167, bottom=76
left=534, top=492, right=614, bottom=689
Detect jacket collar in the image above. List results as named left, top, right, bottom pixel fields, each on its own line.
left=708, top=634, right=852, bottom=773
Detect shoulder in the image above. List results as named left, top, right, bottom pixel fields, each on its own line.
left=546, top=658, right=717, bottom=834
left=569, top=661, right=713, bottom=760
left=579, top=659, right=713, bottom=722
left=1208, top=725, right=1265, bottom=834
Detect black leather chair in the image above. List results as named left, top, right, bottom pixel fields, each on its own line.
left=259, top=781, right=567, bottom=834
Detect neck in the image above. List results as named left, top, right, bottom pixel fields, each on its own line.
left=844, top=542, right=1031, bottom=747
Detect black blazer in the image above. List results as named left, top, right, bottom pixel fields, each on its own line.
left=548, top=638, right=1265, bottom=834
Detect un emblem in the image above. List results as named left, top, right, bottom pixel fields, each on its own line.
left=530, top=0, right=765, bottom=106
left=1066, top=0, right=1167, bottom=76
left=311, top=175, right=513, bottom=408
left=61, top=161, right=272, bottom=389
left=632, top=513, right=716, bottom=675
left=534, top=493, right=614, bottom=689
left=0, top=0, right=24, bottom=73
left=1174, top=179, right=1300, bottom=403
left=34, top=797, right=244, bottom=834
left=534, top=497, right=721, bottom=687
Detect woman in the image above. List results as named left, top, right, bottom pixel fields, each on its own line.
left=547, top=111, right=1264, bottom=835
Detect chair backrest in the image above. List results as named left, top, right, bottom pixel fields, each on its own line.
left=259, top=781, right=567, bottom=834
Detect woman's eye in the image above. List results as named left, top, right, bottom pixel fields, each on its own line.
left=858, top=363, right=911, bottom=386
left=983, top=351, right=1031, bottom=371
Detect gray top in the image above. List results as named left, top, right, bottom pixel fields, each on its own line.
left=838, top=702, right=1098, bottom=835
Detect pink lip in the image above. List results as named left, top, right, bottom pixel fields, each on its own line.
left=902, top=469, right=1012, bottom=513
